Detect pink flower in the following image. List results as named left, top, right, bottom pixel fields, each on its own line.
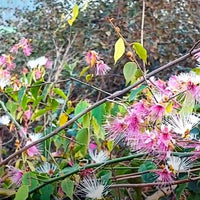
left=10, top=38, right=32, bottom=56
left=150, top=104, right=165, bottom=121
left=89, top=142, right=97, bottom=150
left=187, top=81, right=200, bottom=100
left=34, top=69, right=42, bottom=79
left=7, top=166, right=23, bottom=186
left=0, top=54, right=16, bottom=70
left=156, top=125, right=174, bottom=158
left=130, top=101, right=150, bottom=118
left=45, top=59, right=53, bottom=69
left=24, top=108, right=32, bottom=121
left=85, top=50, right=98, bottom=67
left=105, top=117, right=125, bottom=141
left=96, top=60, right=110, bottom=76
left=25, top=133, right=42, bottom=157
left=168, top=75, right=181, bottom=91
left=155, top=167, right=174, bottom=185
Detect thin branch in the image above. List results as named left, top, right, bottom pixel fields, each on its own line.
left=0, top=101, right=26, bottom=139
left=110, top=176, right=200, bottom=189
left=0, top=48, right=200, bottom=167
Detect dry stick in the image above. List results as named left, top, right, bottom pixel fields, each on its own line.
left=110, top=176, right=200, bottom=189
left=141, top=0, right=146, bottom=73
left=1, top=48, right=200, bottom=167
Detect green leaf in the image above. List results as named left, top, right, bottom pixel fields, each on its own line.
left=74, top=101, right=89, bottom=123
left=83, top=113, right=90, bottom=128
left=176, top=183, right=187, bottom=199
left=5, top=87, right=18, bottom=101
left=68, top=4, right=79, bottom=26
left=22, top=172, right=38, bottom=190
left=123, top=62, right=137, bottom=85
left=30, top=81, right=42, bottom=99
left=54, top=88, right=68, bottom=100
left=129, top=85, right=147, bottom=101
left=14, top=185, right=29, bottom=200
left=138, top=161, right=157, bottom=183
left=180, top=92, right=195, bottom=115
left=18, top=86, right=26, bottom=104
left=114, top=38, right=125, bottom=64
left=40, top=184, right=54, bottom=200
left=61, top=179, right=74, bottom=200
left=41, top=83, right=53, bottom=102
left=133, top=42, right=147, bottom=63
left=6, top=100, right=18, bottom=116
left=31, top=108, right=50, bottom=120
left=74, top=128, right=89, bottom=157
left=21, top=95, right=28, bottom=111
left=92, top=104, right=106, bottom=125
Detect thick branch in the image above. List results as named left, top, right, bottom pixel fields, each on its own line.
left=0, top=48, right=200, bottom=167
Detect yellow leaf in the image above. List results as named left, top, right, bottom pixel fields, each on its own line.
left=114, top=38, right=125, bottom=64
left=80, top=66, right=90, bottom=77
left=86, top=74, right=93, bottom=82
left=41, top=155, right=46, bottom=162
left=68, top=4, right=79, bottom=26
left=59, top=113, right=68, bottom=126
left=166, top=101, right=173, bottom=114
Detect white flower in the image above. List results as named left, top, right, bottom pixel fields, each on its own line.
left=167, top=156, right=192, bottom=173
left=36, top=162, right=57, bottom=175
left=27, top=56, right=48, bottom=69
left=165, top=114, right=200, bottom=138
left=76, top=176, right=108, bottom=199
left=89, top=149, right=108, bottom=163
left=177, top=72, right=200, bottom=84
left=0, top=69, right=10, bottom=89
left=0, top=115, right=10, bottom=125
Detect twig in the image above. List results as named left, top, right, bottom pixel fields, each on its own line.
left=189, top=40, right=200, bottom=55
left=141, top=0, right=146, bottom=73
left=109, top=176, right=200, bottom=188
left=0, top=48, right=200, bottom=167
left=0, top=101, right=26, bottom=139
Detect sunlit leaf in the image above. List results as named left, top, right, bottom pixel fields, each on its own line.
left=68, top=4, right=79, bottom=26
left=114, top=38, right=125, bottom=64
left=54, top=88, right=68, bottom=100
left=166, top=101, right=173, bottom=114
left=133, top=42, right=147, bottom=63
left=59, top=113, right=68, bottom=126
left=14, top=185, right=29, bottom=200
left=80, top=66, right=90, bottom=77
left=86, top=74, right=93, bottom=82
left=123, top=62, right=137, bottom=85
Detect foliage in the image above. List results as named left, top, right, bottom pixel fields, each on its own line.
left=0, top=1, right=200, bottom=200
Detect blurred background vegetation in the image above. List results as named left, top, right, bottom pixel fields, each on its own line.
left=0, top=0, right=199, bottom=101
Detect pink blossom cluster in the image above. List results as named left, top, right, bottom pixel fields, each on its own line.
left=85, top=50, right=110, bottom=75
left=0, top=38, right=32, bottom=90
left=10, top=37, right=32, bottom=56
left=105, top=69, right=200, bottom=184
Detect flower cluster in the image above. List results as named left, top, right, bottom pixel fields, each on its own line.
left=85, top=50, right=110, bottom=75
